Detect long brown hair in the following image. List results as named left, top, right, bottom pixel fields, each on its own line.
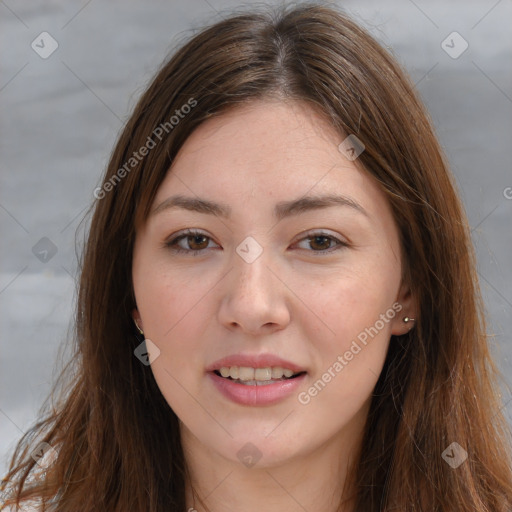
left=2, top=3, right=512, bottom=511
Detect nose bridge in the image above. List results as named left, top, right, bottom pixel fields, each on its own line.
left=231, top=241, right=273, bottom=299
left=230, top=233, right=271, bottom=289
left=218, top=239, right=290, bottom=333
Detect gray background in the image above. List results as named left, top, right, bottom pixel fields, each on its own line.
left=1, top=0, right=511, bottom=475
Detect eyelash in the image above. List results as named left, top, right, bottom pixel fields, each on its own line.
left=164, top=229, right=348, bottom=256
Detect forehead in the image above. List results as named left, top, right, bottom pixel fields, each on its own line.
left=179, top=100, right=340, bottom=163
left=155, top=99, right=371, bottom=203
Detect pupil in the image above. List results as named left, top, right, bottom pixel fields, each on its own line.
left=190, top=235, right=207, bottom=249
left=312, top=236, right=329, bottom=250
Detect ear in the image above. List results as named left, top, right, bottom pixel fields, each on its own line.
left=390, top=280, right=417, bottom=336
left=131, top=308, right=144, bottom=333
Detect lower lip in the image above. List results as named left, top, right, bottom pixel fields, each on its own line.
left=208, top=371, right=307, bottom=406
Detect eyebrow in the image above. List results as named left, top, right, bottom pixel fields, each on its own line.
left=151, top=193, right=368, bottom=221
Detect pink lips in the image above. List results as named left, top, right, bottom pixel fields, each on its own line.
left=206, top=353, right=307, bottom=406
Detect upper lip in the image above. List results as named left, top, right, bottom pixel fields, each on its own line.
left=206, top=354, right=306, bottom=373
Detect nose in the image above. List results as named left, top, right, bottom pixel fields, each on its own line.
left=217, top=248, right=291, bottom=335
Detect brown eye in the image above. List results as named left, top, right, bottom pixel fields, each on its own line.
left=186, top=234, right=209, bottom=250
left=165, top=230, right=218, bottom=255
left=308, top=235, right=334, bottom=251
left=294, top=231, right=347, bottom=254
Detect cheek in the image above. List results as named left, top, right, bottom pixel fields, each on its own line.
left=132, top=257, right=217, bottom=394
left=296, top=277, right=397, bottom=423
left=137, top=273, right=212, bottom=424
left=134, top=256, right=217, bottom=341
left=299, top=258, right=401, bottom=349
left=138, top=276, right=210, bottom=391
left=294, top=255, right=400, bottom=405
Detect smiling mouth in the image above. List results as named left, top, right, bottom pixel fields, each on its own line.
left=212, top=366, right=307, bottom=386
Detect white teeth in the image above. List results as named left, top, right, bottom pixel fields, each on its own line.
left=271, top=366, right=284, bottom=379
left=238, top=367, right=255, bottom=381
left=217, top=366, right=299, bottom=381
left=254, top=368, right=272, bottom=381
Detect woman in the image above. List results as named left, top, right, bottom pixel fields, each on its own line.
left=2, top=3, right=511, bottom=511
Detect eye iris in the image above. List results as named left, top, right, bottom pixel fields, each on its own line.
left=188, top=235, right=209, bottom=250
left=310, top=236, right=331, bottom=250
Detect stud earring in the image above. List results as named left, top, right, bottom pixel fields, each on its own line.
left=403, top=316, right=415, bottom=324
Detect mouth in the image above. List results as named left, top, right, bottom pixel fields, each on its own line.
left=206, top=354, right=308, bottom=405
left=212, top=366, right=307, bottom=386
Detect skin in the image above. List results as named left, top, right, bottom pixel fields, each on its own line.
left=131, top=99, right=416, bottom=512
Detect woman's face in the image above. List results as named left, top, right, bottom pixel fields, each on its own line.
left=132, top=99, right=414, bottom=468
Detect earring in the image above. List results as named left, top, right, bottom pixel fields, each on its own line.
left=134, top=319, right=144, bottom=336
left=403, top=316, right=415, bottom=324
